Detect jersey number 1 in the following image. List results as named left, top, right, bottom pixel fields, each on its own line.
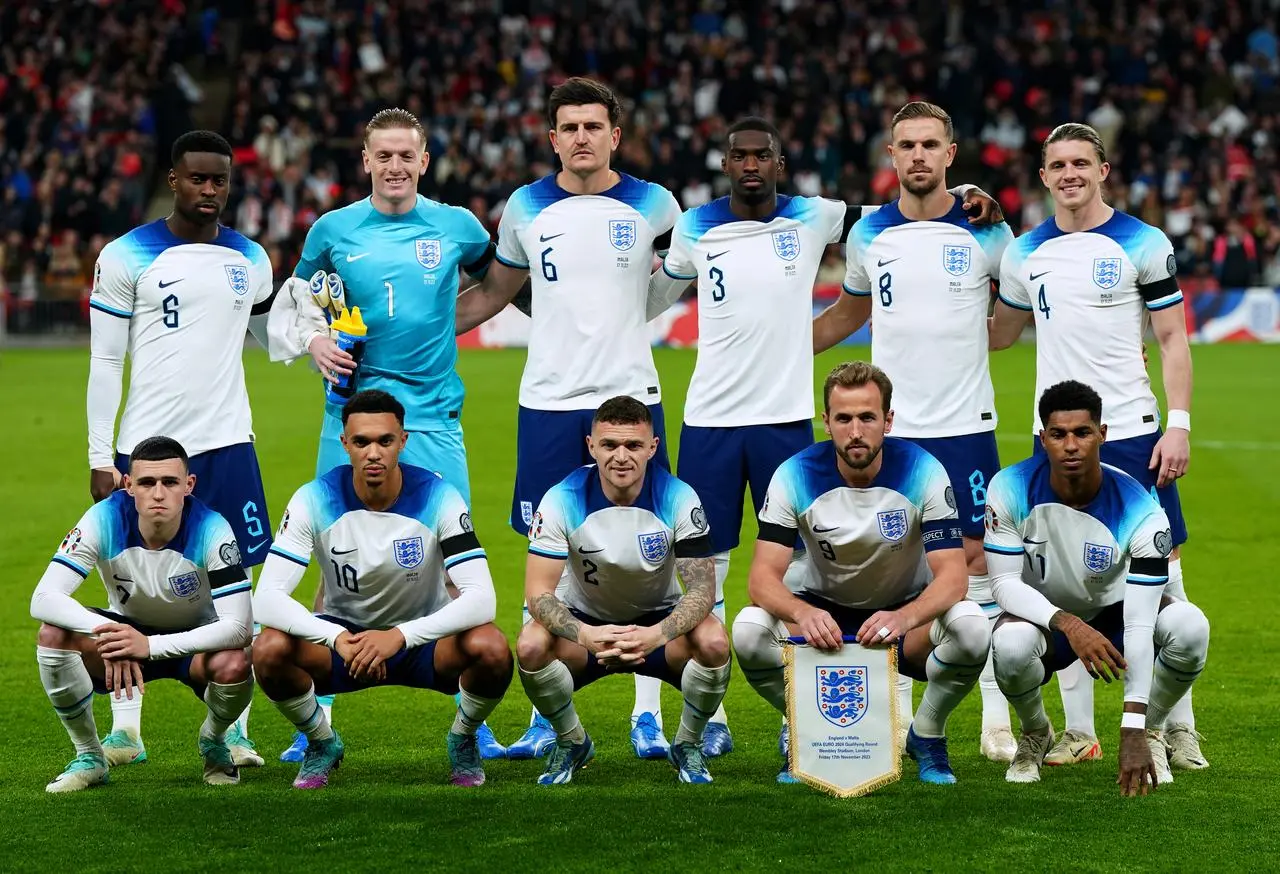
left=384, top=281, right=395, bottom=319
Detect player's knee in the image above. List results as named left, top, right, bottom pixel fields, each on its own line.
left=463, top=624, right=513, bottom=673
left=942, top=601, right=990, bottom=663
left=515, top=622, right=554, bottom=670
left=1159, top=600, right=1210, bottom=664
left=731, top=606, right=781, bottom=666
left=251, top=628, right=296, bottom=673
left=207, top=648, right=251, bottom=684
left=36, top=623, right=74, bottom=649
left=691, top=618, right=731, bottom=668
left=991, top=620, right=1042, bottom=674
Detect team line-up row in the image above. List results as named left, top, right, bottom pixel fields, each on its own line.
left=55, top=83, right=1204, bottom=794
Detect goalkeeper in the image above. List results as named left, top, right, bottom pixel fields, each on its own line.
left=269, top=108, right=497, bottom=491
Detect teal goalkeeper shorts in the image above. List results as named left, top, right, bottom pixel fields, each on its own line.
left=315, top=410, right=471, bottom=503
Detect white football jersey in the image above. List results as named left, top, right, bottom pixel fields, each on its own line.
left=50, top=491, right=250, bottom=631
left=268, top=464, right=481, bottom=630
left=497, top=174, right=682, bottom=410
left=662, top=195, right=847, bottom=427
left=999, top=211, right=1183, bottom=439
left=89, top=220, right=273, bottom=462
left=844, top=199, right=1013, bottom=437
left=758, top=438, right=963, bottom=609
left=984, top=456, right=1173, bottom=621
left=528, top=465, right=714, bottom=622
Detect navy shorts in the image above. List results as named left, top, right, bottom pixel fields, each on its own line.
left=903, top=432, right=1000, bottom=538
left=512, top=402, right=670, bottom=534
left=314, top=614, right=456, bottom=697
left=116, top=442, right=273, bottom=567
left=795, top=592, right=924, bottom=681
left=1032, top=429, right=1187, bottom=545
left=678, top=419, right=815, bottom=553
left=1040, top=601, right=1125, bottom=681
left=567, top=607, right=684, bottom=689
left=87, top=608, right=204, bottom=697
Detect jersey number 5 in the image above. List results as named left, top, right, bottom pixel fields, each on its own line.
left=162, top=294, right=179, bottom=328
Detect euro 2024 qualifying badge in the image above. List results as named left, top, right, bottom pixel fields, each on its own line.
left=783, top=636, right=902, bottom=797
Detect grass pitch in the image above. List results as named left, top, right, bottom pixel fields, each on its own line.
left=1, top=343, right=1278, bottom=872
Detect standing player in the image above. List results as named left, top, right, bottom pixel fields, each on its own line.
left=812, top=102, right=1017, bottom=762
left=32, top=437, right=254, bottom=792
left=452, top=78, right=693, bottom=760
left=647, top=117, right=998, bottom=753
left=251, top=390, right=513, bottom=789
left=732, top=362, right=989, bottom=785
left=276, top=108, right=503, bottom=759
left=985, top=381, right=1209, bottom=793
left=86, top=131, right=272, bottom=770
left=518, top=397, right=730, bottom=785
left=990, top=122, right=1203, bottom=771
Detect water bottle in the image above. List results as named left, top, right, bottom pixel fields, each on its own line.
left=324, top=305, right=368, bottom=405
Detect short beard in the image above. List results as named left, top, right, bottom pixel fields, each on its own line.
left=177, top=205, right=220, bottom=226
left=901, top=174, right=940, bottom=197
left=836, top=442, right=881, bottom=471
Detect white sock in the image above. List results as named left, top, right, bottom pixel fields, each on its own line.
left=272, top=685, right=334, bottom=742
left=234, top=704, right=251, bottom=736
left=202, top=679, right=254, bottom=742
left=519, top=661, right=584, bottom=742
left=991, top=621, right=1051, bottom=733
left=1148, top=600, right=1210, bottom=730
left=37, top=646, right=102, bottom=757
left=1056, top=659, right=1096, bottom=737
left=316, top=693, right=335, bottom=728
left=731, top=606, right=787, bottom=712
left=913, top=602, right=989, bottom=738
left=897, top=674, right=914, bottom=723
left=977, top=604, right=1011, bottom=729
left=108, top=684, right=144, bottom=739
left=631, top=675, right=664, bottom=727
left=703, top=553, right=732, bottom=725
left=451, top=686, right=504, bottom=736
left=1162, top=557, right=1196, bottom=728
left=521, top=601, right=547, bottom=728
left=674, top=659, right=731, bottom=746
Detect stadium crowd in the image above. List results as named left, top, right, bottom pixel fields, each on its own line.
left=5, top=0, right=1280, bottom=326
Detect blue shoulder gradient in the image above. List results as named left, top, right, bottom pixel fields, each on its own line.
left=678, top=194, right=821, bottom=245
left=537, top=466, right=594, bottom=549
left=773, top=442, right=846, bottom=516
left=107, top=493, right=218, bottom=563
left=649, top=465, right=698, bottom=531
left=849, top=198, right=1011, bottom=265
left=1018, top=455, right=1163, bottom=546
left=312, top=463, right=456, bottom=528
left=873, top=437, right=951, bottom=511
left=983, top=457, right=1038, bottom=555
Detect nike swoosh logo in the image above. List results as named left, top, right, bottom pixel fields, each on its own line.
left=577, top=546, right=605, bottom=555
left=877, top=258, right=900, bottom=267
left=706, top=251, right=730, bottom=261
left=1022, top=537, right=1047, bottom=546
left=971, top=514, right=986, bottom=524
left=157, top=279, right=183, bottom=289
left=539, top=233, right=565, bottom=242
left=247, top=541, right=268, bottom=554
left=1029, top=271, right=1051, bottom=281
left=346, top=252, right=370, bottom=262
left=330, top=546, right=357, bottom=555
left=813, top=525, right=839, bottom=533
left=112, top=573, right=133, bottom=583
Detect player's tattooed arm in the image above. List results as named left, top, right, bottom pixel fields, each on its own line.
left=528, top=592, right=582, bottom=644
left=663, top=557, right=717, bottom=641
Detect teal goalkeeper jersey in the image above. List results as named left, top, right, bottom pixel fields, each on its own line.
left=295, top=195, right=494, bottom=430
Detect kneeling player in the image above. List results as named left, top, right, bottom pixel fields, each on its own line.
left=31, top=437, right=254, bottom=792
left=518, top=397, right=729, bottom=785
left=985, top=381, right=1209, bottom=794
left=733, top=362, right=989, bottom=785
left=251, top=390, right=512, bottom=789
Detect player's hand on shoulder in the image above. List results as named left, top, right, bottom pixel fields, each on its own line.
left=94, top=621, right=150, bottom=660
left=90, top=467, right=122, bottom=502
left=308, top=333, right=356, bottom=384
left=962, top=188, right=1004, bottom=225
left=1058, top=615, right=1126, bottom=682
left=1149, top=428, right=1190, bottom=488
left=1117, top=728, right=1157, bottom=797
left=794, top=605, right=843, bottom=652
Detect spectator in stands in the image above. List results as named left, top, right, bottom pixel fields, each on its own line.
left=1213, top=218, right=1261, bottom=288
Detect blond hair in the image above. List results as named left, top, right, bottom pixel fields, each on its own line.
left=363, top=108, right=427, bottom=149
left=1042, top=122, right=1106, bottom=165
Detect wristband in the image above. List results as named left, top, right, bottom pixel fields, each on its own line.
left=1120, top=711, right=1146, bottom=731
left=1166, top=409, right=1191, bottom=432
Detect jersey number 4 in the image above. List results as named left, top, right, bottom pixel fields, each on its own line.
left=1037, top=283, right=1051, bottom=319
